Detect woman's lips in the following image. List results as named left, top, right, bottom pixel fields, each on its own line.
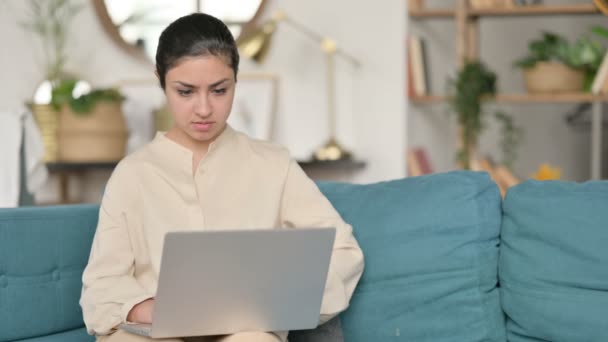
left=192, top=121, right=213, bottom=132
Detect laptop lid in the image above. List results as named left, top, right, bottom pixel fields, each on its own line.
left=149, top=227, right=336, bottom=338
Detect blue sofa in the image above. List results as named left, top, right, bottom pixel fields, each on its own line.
left=1, top=171, right=607, bottom=341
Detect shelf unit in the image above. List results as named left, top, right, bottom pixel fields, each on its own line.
left=412, top=93, right=608, bottom=104
left=408, top=1, right=606, bottom=179
left=410, top=3, right=600, bottom=18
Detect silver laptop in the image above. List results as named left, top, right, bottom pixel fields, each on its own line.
left=120, top=227, right=336, bottom=339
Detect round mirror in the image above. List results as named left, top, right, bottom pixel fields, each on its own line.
left=93, top=0, right=267, bottom=63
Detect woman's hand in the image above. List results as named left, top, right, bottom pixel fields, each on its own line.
left=127, top=298, right=155, bottom=324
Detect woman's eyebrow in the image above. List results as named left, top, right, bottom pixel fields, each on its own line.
left=209, top=78, right=230, bottom=88
left=173, top=81, right=197, bottom=88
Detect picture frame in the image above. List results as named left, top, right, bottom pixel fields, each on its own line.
left=229, top=72, right=279, bottom=141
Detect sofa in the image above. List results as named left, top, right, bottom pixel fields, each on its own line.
left=1, top=171, right=606, bottom=341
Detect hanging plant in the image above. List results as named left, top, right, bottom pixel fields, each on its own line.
left=447, top=60, right=522, bottom=170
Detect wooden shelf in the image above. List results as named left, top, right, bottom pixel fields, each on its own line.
left=410, top=93, right=608, bottom=104
left=46, top=161, right=119, bottom=173
left=298, top=159, right=366, bottom=171
left=495, top=93, right=608, bottom=103
left=409, top=4, right=600, bottom=18
left=470, top=4, right=600, bottom=16
left=409, top=8, right=454, bottom=18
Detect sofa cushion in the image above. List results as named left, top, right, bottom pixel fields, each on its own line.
left=317, top=171, right=506, bottom=342
left=499, top=180, right=608, bottom=341
left=0, top=205, right=99, bottom=342
left=15, top=328, right=93, bottom=342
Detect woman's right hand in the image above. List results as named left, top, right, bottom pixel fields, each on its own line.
left=127, top=298, right=155, bottom=324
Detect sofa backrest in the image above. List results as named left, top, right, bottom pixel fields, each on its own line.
left=314, top=171, right=506, bottom=342
left=0, top=204, right=98, bottom=342
left=499, top=179, right=608, bottom=341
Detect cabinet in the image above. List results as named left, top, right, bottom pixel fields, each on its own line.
left=408, top=1, right=607, bottom=179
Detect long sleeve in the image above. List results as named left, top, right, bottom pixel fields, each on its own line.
left=80, top=161, right=153, bottom=336
left=279, top=160, right=364, bottom=324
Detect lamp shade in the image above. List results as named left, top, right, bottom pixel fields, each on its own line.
left=237, top=20, right=277, bottom=63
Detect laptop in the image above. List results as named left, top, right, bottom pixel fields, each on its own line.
left=120, top=227, right=336, bottom=339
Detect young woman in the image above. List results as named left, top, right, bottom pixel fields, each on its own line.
left=80, top=13, right=364, bottom=342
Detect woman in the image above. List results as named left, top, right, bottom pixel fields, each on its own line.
left=80, top=13, right=364, bottom=342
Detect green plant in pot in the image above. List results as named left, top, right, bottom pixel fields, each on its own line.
left=51, top=78, right=129, bottom=162
left=20, top=0, right=83, bottom=161
left=21, top=0, right=129, bottom=162
left=514, top=28, right=608, bottom=93
left=447, top=61, right=522, bottom=170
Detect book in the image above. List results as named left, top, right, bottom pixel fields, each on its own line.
left=408, top=35, right=427, bottom=97
left=407, top=147, right=433, bottom=176
left=591, top=51, right=608, bottom=94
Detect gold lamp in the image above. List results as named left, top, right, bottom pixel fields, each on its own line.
left=238, top=10, right=361, bottom=161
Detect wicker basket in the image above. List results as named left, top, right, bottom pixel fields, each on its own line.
left=523, top=61, right=585, bottom=93
left=57, top=101, right=128, bottom=162
left=29, top=103, right=59, bottom=162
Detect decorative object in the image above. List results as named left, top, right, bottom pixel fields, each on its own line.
left=523, top=61, right=584, bottom=93
left=447, top=61, right=522, bottom=170
left=52, top=79, right=128, bottom=162
left=514, top=30, right=607, bottom=92
left=531, top=163, right=561, bottom=180
left=229, top=72, right=279, bottom=141
left=237, top=10, right=361, bottom=161
left=92, top=0, right=268, bottom=63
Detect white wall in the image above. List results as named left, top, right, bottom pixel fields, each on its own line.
left=0, top=0, right=407, bottom=203
left=408, top=0, right=607, bottom=181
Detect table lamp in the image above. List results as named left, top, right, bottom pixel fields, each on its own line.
left=237, top=10, right=360, bottom=161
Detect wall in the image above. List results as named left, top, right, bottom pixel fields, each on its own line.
left=0, top=0, right=407, bottom=203
left=408, top=0, right=607, bottom=181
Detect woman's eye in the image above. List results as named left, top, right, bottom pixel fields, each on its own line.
left=177, top=89, right=193, bottom=96
left=213, top=88, right=227, bottom=95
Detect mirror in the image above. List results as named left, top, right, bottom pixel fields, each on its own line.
left=93, top=0, right=267, bottom=63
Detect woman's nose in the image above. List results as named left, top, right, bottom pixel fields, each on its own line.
left=194, top=94, right=212, bottom=117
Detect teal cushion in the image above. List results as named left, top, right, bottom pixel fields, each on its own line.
left=0, top=205, right=99, bottom=342
left=499, top=180, right=608, bottom=341
left=318, top=171, right=506, bottom=342
left=15, top=328, right=93, bottom=342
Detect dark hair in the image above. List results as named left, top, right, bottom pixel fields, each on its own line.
left=155, top=13, right=240, bottom=89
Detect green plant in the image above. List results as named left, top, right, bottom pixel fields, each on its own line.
left=51, top=79, right=124, bottom=115
left=447, top=61, right=521, bottom=170
left=20, top=0, right=83, bottom=84
left=514, top=28, right=608, bottom=90
left=494, top=111, right=523, bottom=171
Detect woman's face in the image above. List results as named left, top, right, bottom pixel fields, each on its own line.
left=163, top=55, right=236, bottom=150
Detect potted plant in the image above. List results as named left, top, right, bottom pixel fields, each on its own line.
left=447, top=60, right=522, bottom=170
left=21, top=0, right=128, bottom=162
left=20, top=0, right=83, bottom=161
left=514, top=28, right=607, bottom=93
left=52, top=79, right=128, bottom=162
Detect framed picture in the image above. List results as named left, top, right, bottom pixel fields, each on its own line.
left=229, top=72, right=279, bottom=141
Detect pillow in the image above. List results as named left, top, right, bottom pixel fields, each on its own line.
left=499, top=180, right=608, bottom=341
left=317, top=171, right=506, bottom=342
